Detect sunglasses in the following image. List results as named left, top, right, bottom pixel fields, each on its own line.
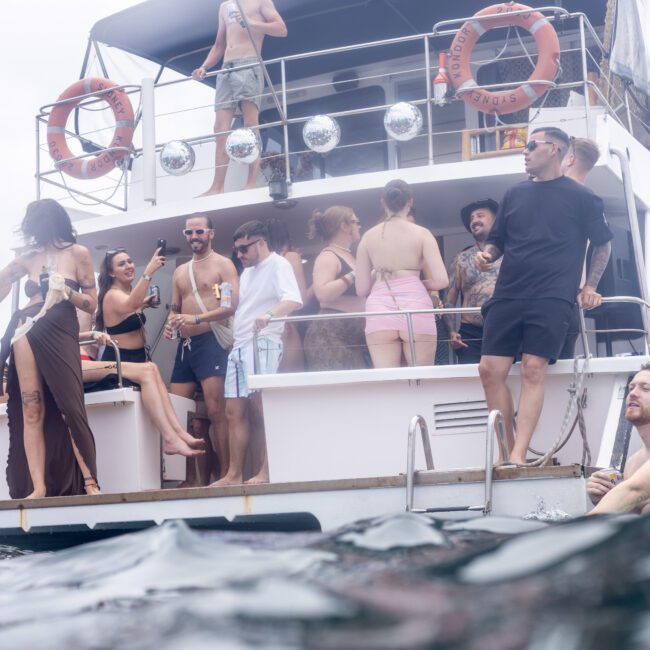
left=349, top=219, right=361, bottom=225
left=234, top=239, right=261, bottom=254
left=105, top=247, right=126, bottom=257
left=183, top=228, right=209, bottom=236
left=523, top=140, right=556, bottom=152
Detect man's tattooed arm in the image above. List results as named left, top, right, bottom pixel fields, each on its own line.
left=585, top=242, right=611, bottom=288
left=169, top=303, right=181, bottom=313
left=442, top=255, right=461, bottom=334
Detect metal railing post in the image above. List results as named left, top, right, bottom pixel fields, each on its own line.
left=609, top=147, right=650, bottom=353
left=424, top=36, right=434, bottom=165
left=281, top=59, right=291, bottom=185
left=35, top=116, right=41, bottom=200
left=578, top=307, right=591, bottom=359
left=578, top=14, right=592, bottom=138
left=141, top=77, right=156, bottom=205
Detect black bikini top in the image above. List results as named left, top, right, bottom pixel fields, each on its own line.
left=326, top=250, right=356, bottom=296
left=24, top=277, right=81, bottom=299
left=106, top=312, right=146, bottom=335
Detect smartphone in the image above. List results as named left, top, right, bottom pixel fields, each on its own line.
left=156, top=238, right=167, bottom=256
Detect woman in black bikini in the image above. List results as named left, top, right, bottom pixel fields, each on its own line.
left=0, top=199, right=99, bottom=498
left=95, top=249, right=204, bottom=458
left=303, top=206, right=368, bottom=370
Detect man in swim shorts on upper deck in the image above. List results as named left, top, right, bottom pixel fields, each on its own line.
left=192, top=0, right=287, bottom=195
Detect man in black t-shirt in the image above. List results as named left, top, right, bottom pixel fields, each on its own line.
left=476, top=127, right=613, bottom=465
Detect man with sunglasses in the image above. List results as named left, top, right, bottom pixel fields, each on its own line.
left=476, top=126, right=613, bottom=465
left=214, top=220, right=302, bottom=486
left=165, top=214, right=240, bottom=485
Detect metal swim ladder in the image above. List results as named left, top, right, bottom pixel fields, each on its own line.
left=405, top=411, right=509, bottom=515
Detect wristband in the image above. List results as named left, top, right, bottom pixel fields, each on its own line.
left=194, top=314, right=201, bottom=325
left=142, top=273, right=152, bottom=281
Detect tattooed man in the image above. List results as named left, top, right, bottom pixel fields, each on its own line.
left=444, top=199, right=501, bottom=364
left=476, top=127, right=612, bottom=464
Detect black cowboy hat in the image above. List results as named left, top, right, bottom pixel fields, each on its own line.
left=460, top=198, right=499, bottom=232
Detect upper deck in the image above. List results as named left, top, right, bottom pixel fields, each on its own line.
left=32, top=5, right=650, bottom=266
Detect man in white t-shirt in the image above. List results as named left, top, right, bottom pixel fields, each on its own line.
left=213, top=220, right=302, bottom=486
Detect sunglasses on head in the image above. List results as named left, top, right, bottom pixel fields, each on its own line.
left=234, top=239, right=261, bottom=254
left=524, top=140, right=556, bottom=152
left=183, top=228, right=208, bottom=237
left=106, top=247, right=126, bottom=257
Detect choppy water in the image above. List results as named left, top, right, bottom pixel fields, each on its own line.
left=0, top=512, right=649, bottom=649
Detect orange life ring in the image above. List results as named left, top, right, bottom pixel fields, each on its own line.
left=449, top=2, right=560, bottom=115
left=47, top=77, right=134, bottom=180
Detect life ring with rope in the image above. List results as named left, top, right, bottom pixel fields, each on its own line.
left=47, top=77, right=135, bottom=180
left=449, top=2, right=560, bottom=115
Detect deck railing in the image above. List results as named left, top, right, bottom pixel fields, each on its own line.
left=33, top=9, right=632, bottom=211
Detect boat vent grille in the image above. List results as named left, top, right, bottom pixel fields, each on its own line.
left=433, top=400, right=488, bottom=436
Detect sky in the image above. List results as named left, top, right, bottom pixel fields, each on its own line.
left=0, top=0, right=142, bottom=330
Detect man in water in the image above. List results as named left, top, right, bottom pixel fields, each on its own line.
left=214, top=220, right=301, bottom=486
left=444, top=199, right=501, bottom=364
left=165, top=214, right=240, bottom=484
left=477, top=127, right=612, bottom=465
left=590, top=364, right=650, bottom=514
left=192, top=0, right=287, bottom=195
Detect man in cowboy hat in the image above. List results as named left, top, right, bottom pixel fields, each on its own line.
left=443, top=198, right=501, bottom=364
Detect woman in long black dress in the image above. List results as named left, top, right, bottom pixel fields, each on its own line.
left=0, top=199, right=99, bottom=498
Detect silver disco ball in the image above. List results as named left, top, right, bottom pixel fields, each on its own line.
left=226, top=128, right=260, bottom=164
left=159, top=140, right=196, bottom=176
left=302, top=115, right=341, bottom=154
left=383, top=102, right=423, bottom=142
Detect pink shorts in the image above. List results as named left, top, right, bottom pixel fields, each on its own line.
left=365, top=276, right=437, bottom=336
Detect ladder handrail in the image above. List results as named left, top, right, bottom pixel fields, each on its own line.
left=405, top=415, right=434, bottom=512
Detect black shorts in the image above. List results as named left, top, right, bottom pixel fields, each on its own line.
left=481, top=298, right=574, bottom=361
left=170, top=331, right=228, bottom=383
left=558, top=304, right=580, bottom=360
left=456, top=322, right=483, bottom=364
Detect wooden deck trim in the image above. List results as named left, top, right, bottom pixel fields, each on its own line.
left=0, top=465, right=583, bottom=512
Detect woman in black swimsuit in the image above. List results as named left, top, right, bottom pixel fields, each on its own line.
left=0, top=199, right=99, bottom=498
left=96, top=248, right=165, bottom=363
left=303, top=206, right=369, bottom=370
left=95, top=248, right=204, bottom=458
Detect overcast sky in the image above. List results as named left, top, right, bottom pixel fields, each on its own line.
left=0, top=0, right=141, bottom=330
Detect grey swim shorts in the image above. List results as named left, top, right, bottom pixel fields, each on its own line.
left=214, top=57, right=264, bottom=112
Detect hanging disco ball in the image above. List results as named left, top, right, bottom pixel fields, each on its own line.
left=302, top=115, right=341, bottom=154
left=226, top=128, right=260, bottom=164
left=383, top=102, right=423, bottom=142
left=159, top=140, right=196, bottom=176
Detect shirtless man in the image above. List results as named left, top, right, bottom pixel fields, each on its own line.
left=443, top=199, right=501, bottom=364
left=192, top=0, right=287, bottom=195
left=590, top=364, right=650, bottom=514
left=165, top=214, right=240, bottom=484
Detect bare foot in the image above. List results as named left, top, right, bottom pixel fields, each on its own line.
left=163, top=438, right=206, bottom=458
left=178, top=431, right=206, bottom=449
left=195, top=186, right=224, bottom=198
left=243, top=182, right=258, bottom=191
left=244, top=472, right=269, bottom=485
left=209, top=475, right=243, bottom=487
left=175, top=479, right=203, bottom=489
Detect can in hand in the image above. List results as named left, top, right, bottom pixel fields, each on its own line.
left=149, top=285, right=161, bottom=307
left=170, top=326, right=179, bottom=340
left=603, top=468, right=623, bottom=485
left=220, top=282, right=232, bottom=308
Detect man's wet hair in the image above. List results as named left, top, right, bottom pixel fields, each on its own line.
left=233, top=220, right=268, bottom=242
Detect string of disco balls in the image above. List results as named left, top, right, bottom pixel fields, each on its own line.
left=159, top=102, right=422, bottom=176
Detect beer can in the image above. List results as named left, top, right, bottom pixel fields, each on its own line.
left=170, top=327, right=179, bottom=340
left=220, top=282, right=232, bottom=308
left=603, top=468, right=623, bottom=485
left=149, top=285, right=161, bottom=307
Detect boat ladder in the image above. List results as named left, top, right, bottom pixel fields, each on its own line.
left=405, top=410, right=509, bottom=516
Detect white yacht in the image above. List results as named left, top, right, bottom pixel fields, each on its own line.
left=1, top=0, right=649, bottom=548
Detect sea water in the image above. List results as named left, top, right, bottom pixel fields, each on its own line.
left=0, top=513, right=648, bottom=649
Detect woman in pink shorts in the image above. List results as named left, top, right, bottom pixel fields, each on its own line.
left=356, top=180, right=448, bottom=368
